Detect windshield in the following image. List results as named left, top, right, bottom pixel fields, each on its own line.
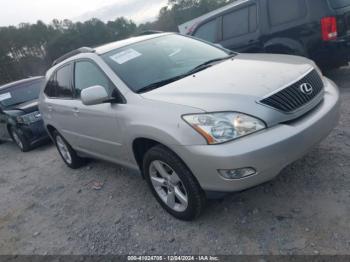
left=329, top=0, right=350, bottom=8
left=0, top=79, right=43, bottom=108
left=101, top=34, right=231, bottom=93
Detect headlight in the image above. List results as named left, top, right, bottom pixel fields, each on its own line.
left=16, top=111, right=42, bottom=124
left=183, top=112, right=266, bottom=144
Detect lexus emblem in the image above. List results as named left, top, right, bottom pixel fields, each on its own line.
left=299, top=83, right=313, bottom=95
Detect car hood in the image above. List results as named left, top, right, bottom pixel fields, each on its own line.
left=5, top=99, right=39, bottom=114
left=141, top=53, right=316, bottom=126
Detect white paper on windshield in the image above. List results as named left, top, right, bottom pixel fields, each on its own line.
left=110, top=49, right=142, bottom=64
left=0, top=92, right=11, bottom=101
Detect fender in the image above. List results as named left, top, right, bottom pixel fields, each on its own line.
left=263, top=37, right=307, bottom=57
left=3, top=112, right=19, bottom=129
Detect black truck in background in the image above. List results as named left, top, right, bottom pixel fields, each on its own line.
left=179, top=0, right=350, bottom=69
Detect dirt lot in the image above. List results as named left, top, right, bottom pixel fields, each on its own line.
left=0, top=67, right=350, bottom=255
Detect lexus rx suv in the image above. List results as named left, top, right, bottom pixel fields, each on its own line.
left=39, top=33, right=340, bottom=220
left=0, top=77, right=48, bottom=152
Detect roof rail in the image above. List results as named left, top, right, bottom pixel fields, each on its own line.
left=52, top=47, right=95, bottom=66
left=136, top=30, right=163, bottom=36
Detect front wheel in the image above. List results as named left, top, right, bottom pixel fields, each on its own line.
left=10, top=126, right=31, bottom=152
left=143, top=145, right=206, bottom=221
left=53, top=131, right=85, bottom=169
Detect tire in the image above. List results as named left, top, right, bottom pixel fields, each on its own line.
left=53, top=131, right=85, bottom=169
left=10, top=126, right=31, bottom=152
left=143, top=145, right=206, bottom=221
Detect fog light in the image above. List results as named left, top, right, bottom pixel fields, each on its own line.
left=218, top=168, right=256, bottom=180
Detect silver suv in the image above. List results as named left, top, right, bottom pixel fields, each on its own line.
left=39, top=33, right=340, bottom=220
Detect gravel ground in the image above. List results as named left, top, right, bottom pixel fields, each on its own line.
left=0, top=66, right=350, bottom=255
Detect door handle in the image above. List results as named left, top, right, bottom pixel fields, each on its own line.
left=73, top=107, right=79, bottom=116
left=48, top=105, right=53, bottom=112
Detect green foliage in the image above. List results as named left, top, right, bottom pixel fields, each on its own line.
left=0, top=17, right=137, bottom=84
left=139, top=0, right=234, bottom=31
left=0, top=0, right=233, bottom=85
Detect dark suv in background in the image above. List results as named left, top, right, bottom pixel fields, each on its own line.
left=180, top=0, right=350, bottom=68
left=0, top=77, right=48, bottom=152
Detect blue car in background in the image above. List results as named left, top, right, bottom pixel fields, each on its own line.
left=0, top=76, right=48, bottom=152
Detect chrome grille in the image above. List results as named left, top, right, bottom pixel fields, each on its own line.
left=260, top=70, right=324, bottom=113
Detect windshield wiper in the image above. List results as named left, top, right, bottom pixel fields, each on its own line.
left=137, top=75, right=187, bottom=94
left=137, top=54, right=236, bottom=94
left=186, top=54, right=236, bottom=75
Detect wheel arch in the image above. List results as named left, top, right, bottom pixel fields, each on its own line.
left=132, top=138, right=161, bottom=173
left=7, top=124, right=13, bottom=139
left=132, top=137, right=191, bottom=178
left=264, top=37, right=308, bottom=56
left=45, top=124, right=59, bottom=142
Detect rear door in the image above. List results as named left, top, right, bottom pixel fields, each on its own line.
left=43, top=63, right=78, bottom=146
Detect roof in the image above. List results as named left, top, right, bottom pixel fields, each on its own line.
left=94, top=33, right=171, bottom=55
left=178, top=0, right=251, bottom=35
left=0, top=76, right=44, bottom=91
left=52, top=47, right=95, bottom=66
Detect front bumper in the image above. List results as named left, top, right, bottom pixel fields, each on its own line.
left=172, top=78, right=340, bottom=192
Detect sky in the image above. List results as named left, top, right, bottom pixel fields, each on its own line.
left=0, top=0, right=168, bottom=27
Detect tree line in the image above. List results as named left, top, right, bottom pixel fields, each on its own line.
left=0, top=0, right=233, bottom=85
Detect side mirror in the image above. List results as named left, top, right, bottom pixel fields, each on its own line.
left=81, top=85, right=110, bottom=106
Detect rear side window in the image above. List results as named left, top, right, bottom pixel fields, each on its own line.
left=329, top=0, right=350, bottom=8
left=193, top=19, right=219, bottom=42
left=74, top=61, right=113, bottom=98
left=56, top=65, right=73, bottom=98
left=45, top=65, right=73, bottom=98
left=268, top=0, right=307, bottom=26
left=222, top=5, right=257, bottom=40
left=44, top=75, right=57, bottom=97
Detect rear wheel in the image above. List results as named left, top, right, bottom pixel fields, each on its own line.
left=10, top=126, right=31, bottom=152
left=143, top=145, right=206, bottom=221
left=53, top=131, right=85, bottom=169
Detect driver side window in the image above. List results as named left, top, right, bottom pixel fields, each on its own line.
left=74, top=61, right=112, bottom=98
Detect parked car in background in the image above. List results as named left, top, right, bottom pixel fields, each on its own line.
left=39, top=33, right=340, bottom=220
left=179, top=0, right=350, bottom=69
left=0, top=77, right=48, bottom=152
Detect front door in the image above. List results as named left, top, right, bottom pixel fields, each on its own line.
left=219, top=4, right=261, bottom=52
left=69, top=60, right=124, bottom=162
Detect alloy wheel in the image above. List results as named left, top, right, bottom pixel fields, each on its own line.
left=56, top=136, right=72, bottom=164
left=149, top=160, right=188, bottom=212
